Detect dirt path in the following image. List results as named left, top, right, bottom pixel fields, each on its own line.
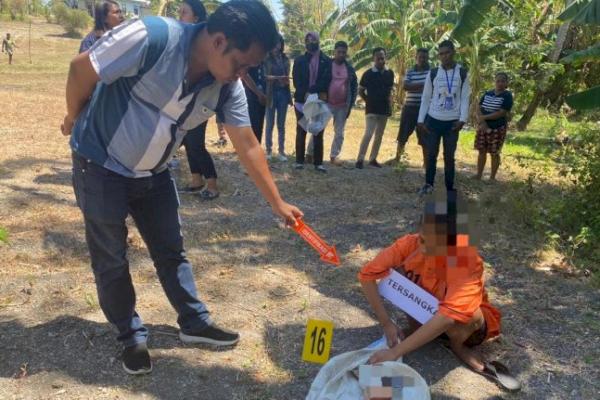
left=1, top=20, right=599, bottom=400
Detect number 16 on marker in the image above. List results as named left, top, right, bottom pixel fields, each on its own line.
left=302, top=319, right=334, bottom=364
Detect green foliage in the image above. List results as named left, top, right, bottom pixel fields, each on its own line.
left=565, top=86, right=600, bottom=109
left=280, top=0, right=336, bottom=57
left=451, top=0, right=506, bottom=44
left=0, top=227, right=7, bottom=244
left=559, top=0, right=600, bottom=24
left=7, top=0, right=27, bottom=20
left=51, top=3, right=90, bottom=37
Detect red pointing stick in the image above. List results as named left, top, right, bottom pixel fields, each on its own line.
left=292, top=218, right=340, bottom=266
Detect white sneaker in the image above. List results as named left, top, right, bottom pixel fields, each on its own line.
left=266, top=153, right=273, bottom=161
left=277, top=154, right=288, bottom=162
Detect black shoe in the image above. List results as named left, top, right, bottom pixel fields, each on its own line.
left=180, top=323, right=240, bottom=346
left=178, top=185, right=204, bottom=194
left=355, top=160, right=364, bottom=169
left=122, top=343, right=152, bottom=375
left=369, top=160, right=382, bottom=168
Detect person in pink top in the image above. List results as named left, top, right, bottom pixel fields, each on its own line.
left=307, top=41, right=358, bottom=166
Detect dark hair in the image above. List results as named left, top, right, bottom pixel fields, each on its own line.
left=277, top=34, right=285, bottom=53
left=207, top=0, right=278, bottom=53
left=496, top=72, right=509, bottom=80
left=438, top=40, right=455, bottom=51
left=183, top=0, right=207, bottom=22
left=372, top=47, right=386, bottom=56
left=422, top=191, right=464, bottom=247
left=334, top=41, right=348, bottom=50
left=416, top=47, right=429, bottom=54
left=94, top=0, right=119, bottom=31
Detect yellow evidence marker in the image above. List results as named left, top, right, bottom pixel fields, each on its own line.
left=302, top=319, right=334, bottom=364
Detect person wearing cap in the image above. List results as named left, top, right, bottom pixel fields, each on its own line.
left=292, top=31, right=332, bottom=173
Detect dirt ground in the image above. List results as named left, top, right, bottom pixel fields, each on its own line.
left=0, top=20, right=599, bottom=400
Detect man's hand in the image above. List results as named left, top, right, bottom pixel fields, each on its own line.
left=452, top=121, right=465, bottom=133
left=61, top=115, right=75, bottom=136
left=272, top=201, right=304, bottom=226
left=368, top=348, right=400, bottom=364
left=258, top=92, right=267, bottom=107
left=382, top=321, right=404, bottom=348
left=417, top=123, right=430, bottom=135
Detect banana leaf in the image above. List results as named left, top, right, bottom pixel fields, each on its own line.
left=566, top=86, right=600, bottom=110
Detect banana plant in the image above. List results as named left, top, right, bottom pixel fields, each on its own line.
left=559, top=0, right=600, bottom=110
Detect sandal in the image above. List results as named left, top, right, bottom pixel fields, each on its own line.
left=178, top=185, right=204, bottom=193
left=473, top=361, right=521, bottom=392
left=199, top=189, right=219, bottom=200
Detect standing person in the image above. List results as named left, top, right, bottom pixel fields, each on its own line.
left=292, top=31, right=331, bottom=173
left=264, top=35, right=292, bottom=161
left=356, top=48, right=394, bottom=169
left=176, top=0, right=220, bottom=199
left=2, top=33, right=16, bottom=65
left=242, top=64, right=267, bottom=143
left=79, top=0, right=124, bottom=53
left=307, top=41, right=357, bottom=166
left=62, top=1, right=302, bottom=375
left=417, top=40, right=470, bottom=195
left=395, top=48, right=430, bottom=167
left=474, top=72, right=513, bottom=181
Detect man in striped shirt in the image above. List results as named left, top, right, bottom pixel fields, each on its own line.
left=61, top=1, right=302, bottom=375
left=395, top=48, right=430, bottom=167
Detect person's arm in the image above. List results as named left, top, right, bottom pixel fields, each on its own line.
left=242, top=73, right=266, bottom=105
left=61, top=52, right=100, bottom=136
left=369, top=312, right=455, bottom=364
left=358, top=71, right=368, bottom=103
left=225, top=124, right=302, bottom=224
left=458, top=72, right=471, bottom=124
left=405, top=81, right=424, bottom=92
left=481, top=109, right=507, bottom=121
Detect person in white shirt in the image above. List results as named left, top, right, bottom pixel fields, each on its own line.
left=417, top=40, right=470, bottom=195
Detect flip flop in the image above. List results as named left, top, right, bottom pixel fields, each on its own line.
left=199, top=189, right=219, bottom=200
left=475, top=361, right=521, bottom=392
left=179, top=185, right=204, bottom=194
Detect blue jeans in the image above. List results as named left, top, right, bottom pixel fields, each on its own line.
left=72, top=153, right=212, bottom=347
left=424, top=116, right=459, bottom=191
left=265, top=89, right=289, bottom=154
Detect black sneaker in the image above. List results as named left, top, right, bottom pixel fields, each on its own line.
left=355, top=160, right=364, bottom=169
left=122, top=343, right=152, bottom=375
left=179, top=323, right=240, bottom=346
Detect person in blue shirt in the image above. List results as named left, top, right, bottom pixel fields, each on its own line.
left=474, top=72, right=514, bottom=181
left=78, top=0, right=124, bottom=54
left=62, top=1, right=303, bottom=375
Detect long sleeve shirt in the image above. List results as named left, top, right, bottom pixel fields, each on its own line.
left=418, top=64, right=470, bottom=123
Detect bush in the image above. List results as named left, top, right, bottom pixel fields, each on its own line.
left=7, top=0, right=27, bottom=20
left=51, top=3, right=90, bottom=37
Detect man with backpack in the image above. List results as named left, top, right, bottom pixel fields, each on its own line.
left=417, top=40, right=470, bottom=195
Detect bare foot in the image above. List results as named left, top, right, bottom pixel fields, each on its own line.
left=450, top=341, right=485, bottom=372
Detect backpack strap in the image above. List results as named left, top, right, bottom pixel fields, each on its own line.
left=430, top=66, right=468, bottom=88
left=429, top=67, right=438, bottom=83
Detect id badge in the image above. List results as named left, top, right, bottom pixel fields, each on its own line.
left=444, top=95, right=454, bottom=110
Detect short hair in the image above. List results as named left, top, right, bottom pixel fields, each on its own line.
left=372, top=47, right=386, bottom=56
left=207, top=0, right=278, bottom=53
left=496, top=72, right=509, bottom=80
left=422, top=191, right=465, bottom=247
left=94, top=0, right=120, bottom=31
left=438, top=40, right=455, bottom=51
left=334, top=41, right=348, bottom=50
left=416, top=47, right=429, bottom=54
left=183, top=0, right=207, bottom=22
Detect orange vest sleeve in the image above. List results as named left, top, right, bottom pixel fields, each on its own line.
left=358, top=235, right=419, bottom=282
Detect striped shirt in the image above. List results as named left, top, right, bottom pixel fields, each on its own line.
left=403, top=67, right=429, bottom=107
left=479, top=90, right=513, bottom=129
left=70, top=17, right=250, bottom=178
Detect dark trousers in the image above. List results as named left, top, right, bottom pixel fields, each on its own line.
left=424, top=116, right=459, bottom=191
left=72, top=153, right=211, bottom=347
left=182, top=121, right=217, bottom=179
left=295, top=108, right=324, bottom=166
left=248, top=97, right=266, bottom=143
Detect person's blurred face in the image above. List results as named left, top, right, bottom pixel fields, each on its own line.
left=207, top=35, right=266, bottom=83
left=6, top=33, right=10, bottom=39
left=334, top=46, right=347, bottom=64
left=305, top=36, right=319, bottom=53
left=495, top=75, right=508, bottom=92
left=438, top=45, right=454, bottom=66
left=105, top=4, right=124, bottom=30
left=270, top=40, right=282, bottom=57
left=416, top=51, right=428, bottom=68
left=373, top=50, right=386, bottom=69
left=178, top=3, right=198, bottom=23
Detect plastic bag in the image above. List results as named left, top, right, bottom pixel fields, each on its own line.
left=299, top=94, right=333, bottom=135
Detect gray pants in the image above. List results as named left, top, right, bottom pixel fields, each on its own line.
left=357, top=114, right=388, bottom=162
left=307, top=105, right=348, bottom=159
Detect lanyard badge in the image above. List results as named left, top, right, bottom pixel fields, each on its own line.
left=443, top=67, right=456, bottom=110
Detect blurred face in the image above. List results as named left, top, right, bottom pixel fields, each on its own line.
left=6, top=33, right=10, bottom=39
left=105, top=4, right=124, bottom=30
left=373, top=50, right=386, bottom=69
left=334, top=46, right=347, bottom=64
left=207, top=35, right=266, bottom=83
left=420, top=222, right=448, bottom=256
left=305, top=36, right=319, bottom=53
left=416, top=51, right=428, bottom=68
left=178, top=3, right=198, bottom=23
left=495, top=75, right=508, bottom=92
left=438, top=45, right=454, bottom=66
left=270, top=41, right=282, bottom=57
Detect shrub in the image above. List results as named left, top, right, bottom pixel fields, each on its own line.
left=51, top=3, right=90, bottom=37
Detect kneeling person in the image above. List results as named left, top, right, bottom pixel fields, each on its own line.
left=358, top=195, right=501, bottom=375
